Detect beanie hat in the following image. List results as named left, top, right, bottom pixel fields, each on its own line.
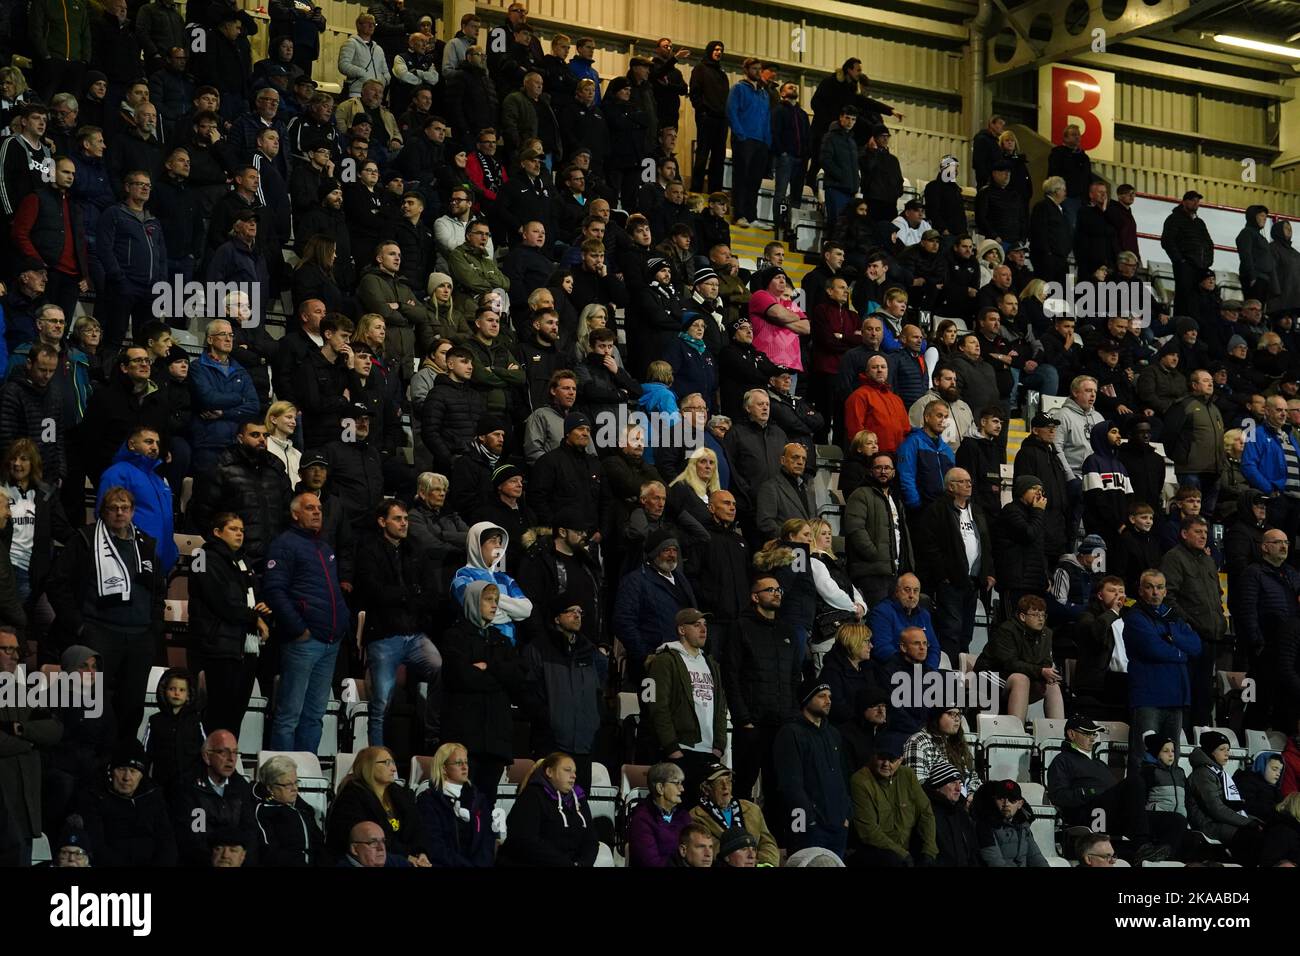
left=1012, top=474, right=1042, bottom=498
left=1199, top=730, right=1232, bottom=755
left=563, top=411, right=592, bottom=434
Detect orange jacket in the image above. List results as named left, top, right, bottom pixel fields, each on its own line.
left=843, top=379, right=910, bottom=453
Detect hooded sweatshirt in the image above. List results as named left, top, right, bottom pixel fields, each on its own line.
left=1081, top=420, right=1132, bottom=549
left=142, top=668, right=206, bottom=791
left=450, top=520, right=534, bottom=643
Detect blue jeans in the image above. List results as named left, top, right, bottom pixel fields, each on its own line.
left=772, top=152, right=807, bottom=215
left=366, top=632, right=443, bottom=747
left=14, top=566, right=29, bottom=604
left=825, top=187, right=853, bottom=229
left=271, top=636, right=341, bottom=752
left=1010, top=364, right=1061, bottom=407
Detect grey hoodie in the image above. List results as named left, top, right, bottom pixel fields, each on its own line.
left=450, top=520, right=534, bottom=640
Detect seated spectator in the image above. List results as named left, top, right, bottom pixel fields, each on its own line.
left=451, top=523, right=534, bottom=645
left=674, top=822, right=717, bottom=868
left=341, top=821, right=409, bottom=868
left=1187, top=731, right=1265, bottom=864
left=326, top=746, right=429, bottom=867
left=902, top=704, right=981, bottom=799
left=1261, top=792, right=1300, bottom=867
left=926, top=762, right=979, bottom=867
left=849, top=730, right=937, bottom=867
left=972, top=779, right=1049, bottom=867
left=172, top=731, right=258, bottom=867
left=975, top=594, right=1065, bottom=724
left=1139, top=734, right=1189, bottom=860
left=78, top=739, right=178, bottom=867
left=716, top=827, right=759, bottom=867
left=1234, top=752, right=1283, bottom=822
left=142, top=668, right=204, bottom=793
left=627, top=761, right=691, bottom=867
left=415, top=742, right=501, bottom=868
left=253, top=754, right=326, bottom=867
left=498, top=752, right=599, bottom=867
left=1076, top=831, right=1118, bottom=867
left=689, top=761, right=779, bottom=867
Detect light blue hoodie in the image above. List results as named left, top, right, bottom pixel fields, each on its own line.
left=450, top=521, right=534, bottom=644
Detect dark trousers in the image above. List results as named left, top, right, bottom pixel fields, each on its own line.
left=692, top=114, right=728, bottom=194
left=99, top=284, right=158, bottom=356
left=667, top=749, right=717, bottom=810
left=1147, top=809, right=1188, bottom=856
left=732, top=723, right=779, bottom=805
left=1187, top=639, right=1218, bottom=731
left=853, top=574, right=896, bottom=610
left=850, top=844, right=911, bottom=867
left=201, top=654, right=258, bottom=741
left=470, top=754, right=509, bottom=809
left=82, top=622, right=156, bottom=743
left=1172, top=260, right=1202, bottom=318
left=932, top=578, right=979, bottom=663
left=867, top=198, right=898, bottom=221
left=47, top=270, right=82, bottom=324
left=37, top=58, right=87, bottom=103
left=731, top=138, right=769, bottom=222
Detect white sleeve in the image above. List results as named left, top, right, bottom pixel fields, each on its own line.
left=811, top=558, right=857, bottom=612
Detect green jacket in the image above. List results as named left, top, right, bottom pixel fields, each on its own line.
left=30, top=0, right=93, bottom=60
left=844, top=482, right=914, bottom=579
left=1161, top=544, right=1227, bottom=641
left=645, top=642, right=729, bottom=755
left=447, top=243, right=511, bottom=316
left=461, top=335, right=526, bottom=416
left=1162, top=394, right=1225, bottom=475
left=975, top=618, right=1054, bottom=680
left=850, top=764, right=937, bottom=861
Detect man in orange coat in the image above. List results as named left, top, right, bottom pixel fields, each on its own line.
left=844, top=353, right=910, bottom=452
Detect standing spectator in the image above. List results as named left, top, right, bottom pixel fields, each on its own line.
left=860, top=126, right=903, bottom=224
left=338, top=13, right=391, bottom=98
left=688, top=41, right=728, bottom=194
left=1237, top=204, right=1278, bottom=305
left=96, top=170, right=167, bottom=356
left=895, top=400, right=956, bottom=515
left=726, top=58, right=771, bottom=228
left=845, top=461, right=915, bottom=608
left=188, top=319, right=260, bottom=472
left=1046, top=123, right=1092, bottom=233
left=915, top=467, right=994, bottom=662
left=0, top=345, right=66, bottom=483
left=772, top=679, right=852, bottom=856
left=1029, top=176, right=1070, bottom=286
left=1161, top=190, right=1214, bottom=318
left=614, top=532, right=698, bottom=684
left=11, top=157, right=88, bottom=325
left=770, top=82, right=811, bottom=239
left=1160, top=516, right=1226, bottom=728
left=649, top=37, right=690, bottom=132
left=95, top=426, right=176, bottom=575
left=843, top=355, right=909, bottom=454
left=522, top=596, right=603, bottom=787
left=924, top=155, right=967, bottom=241
left=1163, top=369, right=1226, bottom=515
left=264, top=494, right=349, bottom=753
left=191, top=419, right=292, bottom=567
left=1124, top=570, right=1201, bottom=772
left=29, top=0, right=92, bottom=102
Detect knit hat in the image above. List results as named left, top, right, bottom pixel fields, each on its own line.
left=165, top=344, right=191, bottom=366
left=1174, top=316, right=1199, bottom=334
left=61, top=645, right=98, bottom=672
left=681, top=310, right=705, bottom=328
left=427, top=271, right=453, bottom=294
left=874, top=731, right=907, bottom=758
left=1078, top=534, right=1107, bottom=554
left=1145, top=733, right=1176, bottom=759
left=475, top=413, right=507, bottom=436
left=1227, top=335, right=1248, bottom=352
left=1199, top=730, right=1232, bottom=755
left=1012, top=474, right=1042, bottom=498
left=991, top=158, right=1013, bottom=172
left=926, top=761, right=962, bottom=789
left=16, top=256, right=46, bottom=275
left=799, top=676, right=830, bottom=709
left=563, top=411, right=592, bottom=434
left=1156, top=337, right=1181, bottom=359
left=643, top=529, right=679, bottom=558
left=110, top=738, right=148, bottom=772
left=491, top=463, right=523, bottom=488
left=692, top=267, right=719, bottom=285
left=318, top=178, right=342, bottom=201
left=645, top=256, right=669, bottom=275
left=718, top=827, right=757, bottom=857
left=551, top=505, right=588, bottom=535
left=84, top=70, right=109, bottom=88
left=605, top=76, right=631, bottom=98
left=55, top=815, right=93, bottom=863
left=854, top=684, right=888, bottom=713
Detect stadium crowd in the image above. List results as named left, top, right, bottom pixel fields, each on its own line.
left=0, top=0, right=1298, bottom=870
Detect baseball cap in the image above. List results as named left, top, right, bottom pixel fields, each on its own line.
left=674, top=608, right=710, bottom=627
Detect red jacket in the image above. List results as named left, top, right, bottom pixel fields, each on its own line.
left=843, top=378, right=909, bottom=452
left=1283, top=737, right=1300, bottom=798
left=810, top=301, right=861, bottom=374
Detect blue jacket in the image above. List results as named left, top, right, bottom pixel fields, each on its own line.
left=865, top=598, right=940, bottom=669
left=1123, top=601, right=1201, bottom=709
left=638, top=381, right=680, bottom=467
left=613, top=562, right=699, bottom=667
left=97, top=444, right=177, bottom=574
left=97, top=203, right=168, bottom=293
left=568, top=57, right=601, bottom=105
left=70, top=152, right=115, bottom=249
left=770, top=101, right=811, bottom=158
left=187, top=353, right=260, bottom=457
left=888, top=347, right=930, bottom=410
left=1240, top=422, right=1295, bottom=494
left=666, top=337, right=717, bottom=412
left=726, top=80, right=772, bottom=146
left=450, top=566, right=530, bottom=644
left=263, top=527, right=349, bottom=643
left=895, top=428, right=956, bottom=511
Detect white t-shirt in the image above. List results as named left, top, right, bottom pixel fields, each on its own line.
left=884, top=493, right=902, bottom=571
left=1108, top=618, right=1129, bottom=673
left=5, top=483, right=36, bottom=572
left=674, top=643, right=716, bottom=753
left=957, top=502, right=980, bottom=576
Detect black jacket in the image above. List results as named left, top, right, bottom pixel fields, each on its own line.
left=1075, top=202, right=1119, bottom=279
left=956, top=434, right=1004, bottom=521
left=1012, top=434, right=1071, bottom=560
left=975, top=183, right=1027, bottom=243
left=188, top=537, right=263, bottom=661
left=47, top=524, right=165, bottom=646
left=325, top=779, right=423, bottom=862
left=191, top=444, right=292, bottom=562
left=992, top=499, right=1049, bottom=594
left=321, top=439, right=386, bottom=532
left=688, top=519, right=750, bottom=628
left=929, top=790, right=980, bottom=866
left=439, top=616, right=528, bottom=761
left=420, top=376, right=487, bottom=469
left=914, top=496, right=993, bottom=589
left=498, top=777, right=598, bottom=867
left=1030, top=198, right=1070, bottom=284
left=252, top=784, right=326, bottom=866
left=293, top=348, right=362, bottom=451
left=173, top=771, right=259, bottom=866
left=0, top=375, right=65, bottom=480
left=523, top=628, right=603, bottom=756
left=530, top=442, right=605, bottom=531
left=79, top=776, right=179, bottom=867
left=352, top=532, right=437, bottom=641
left=725, top=609, right=801, bottom=728
left=772, top=715, right=852, bottom=847
left=415, top=781, right=496, bottom=867
left=716, top=341, right=779, bottom=421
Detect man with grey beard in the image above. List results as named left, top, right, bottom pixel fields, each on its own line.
left=106, top=102, right=164, bottom=198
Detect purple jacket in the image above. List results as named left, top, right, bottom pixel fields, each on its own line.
left=627, top=800, right=691, bottom=867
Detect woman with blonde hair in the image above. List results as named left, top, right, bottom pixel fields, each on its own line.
left=414, top=741, right=500, bottom=867
left=1262, top=791, right=1300, bottom=866
left=753, top=518, right=819, bottom=664
left=264, top=401, right=301, bottom=485
left=839, top=429, right=879, bottom=499
left=426, top=272, right=459, bottom=339
left=571, top=302, right=622, bottom=368
left=818, top=621, right=880, bottom=726
left=809, top=518, right=866, bottom=673
left=1216, top=426, right=1250, bottom=522
left=667, top=446, right=721, bottom=529
left=326, top=745, right=430, bottom=866
left=1, top=438, right=69, bottom=609
left=0, top=66, right=31, bottom=129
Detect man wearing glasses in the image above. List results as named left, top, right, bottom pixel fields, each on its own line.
left=172, top=729, right=259, bottom=866
left=187, top=318, right=259, bottom=472
left=96, top=169, right=168, bottom=356
left=0, top=625, right=62, bottom=866
left=845, top=453, right=915, bottom=608
left=434, top=186, right=493, bottom=263
left=914, top=467, right=994, bottom=664
left=447, top=220, right=509, bottom=315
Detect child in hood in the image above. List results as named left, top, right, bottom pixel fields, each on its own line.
left=1081, top=420, right=1132, bottom=554
left=1139, top=734, right=1189, bottom=860
left=1233, top=750, right=1283, bottom=823
left=144, top=668, right=206, bottom=792
left=450, top=522, right=534, bottom=644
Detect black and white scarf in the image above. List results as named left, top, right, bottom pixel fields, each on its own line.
left=94, top=520, right=142, bottom=602
left=698, top=797, right=745, bottom=832
left=476, top=151, right=503, bottom=194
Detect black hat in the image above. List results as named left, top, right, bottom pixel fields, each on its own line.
left=1030, top=412, right=1059, bottom=429
left=350, top=113, right=373, bottom=127
left=318, top=178, right=342, bottom=200
left=992, top=158, right=1013, bottom=172
left=1012, top=474, right=1043, bottom=498
left=1065, top=714, right=1103, bottom=734
left=718, top=827, right=757, bottom=857
left=727, top=316, right=753, bottom=335
left=645, top=256, right=669, bottom=275
left=165, top=344, right=191, bottom=365
left=874, top=731, right=907, bottom=758
left=854, top=684, right=888, bottom=713
left=566, top=145, right=593, bottom=160
left=551, top=505, right=588, bottom=535
left=754, top=266, right=790, bottom=290
left=1156, top=337, right=1180, bottom=358
left=992, top=778, right=1024, bottom=801
left=644, top=528, right=679, bottom=559
left=347, top=402, right=371, bottom=419
left=605, top=76, right=631, bottom=98
left=1199, top=730, right=1232, bottom=755
left=548, top=591, right=583, bottom=618
left=109, top=738, right=148, bottom=773
left=870, top=124, right=890, bottom=138
left=294, top=76, right=318, bottom=88
left=232, top=208, right=258, bottom=223
left=475, top=413, right=507, bottom=436
left=208, top=828, right=249, bottom=849
left=563, top=411, right=592, bottom=434
left=692, top=267, right=719, bottom=285
left=16, top=256, right=47, bottom=275
left=301, top=453, right=328, bottom=471
left=215, top=8, right=242, bottom=24
left=702, top=761, right=733, bottom=784
left=491, top=463, right=523, bottom=487
left=926, top=761, right=962, bottom=789
left=1145, top=733, right=1177, bottom=759
left=266, top=63, right=291, bottom=77
left=903, top=199, right=924, bottom=212
left=799, top=676, right=830, bottom=708
left=55, top=814, right=93, bottom=862
left=1175, top=316, right=1198, bottom=334
left=1182, top=190, right=1203, bottom=201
